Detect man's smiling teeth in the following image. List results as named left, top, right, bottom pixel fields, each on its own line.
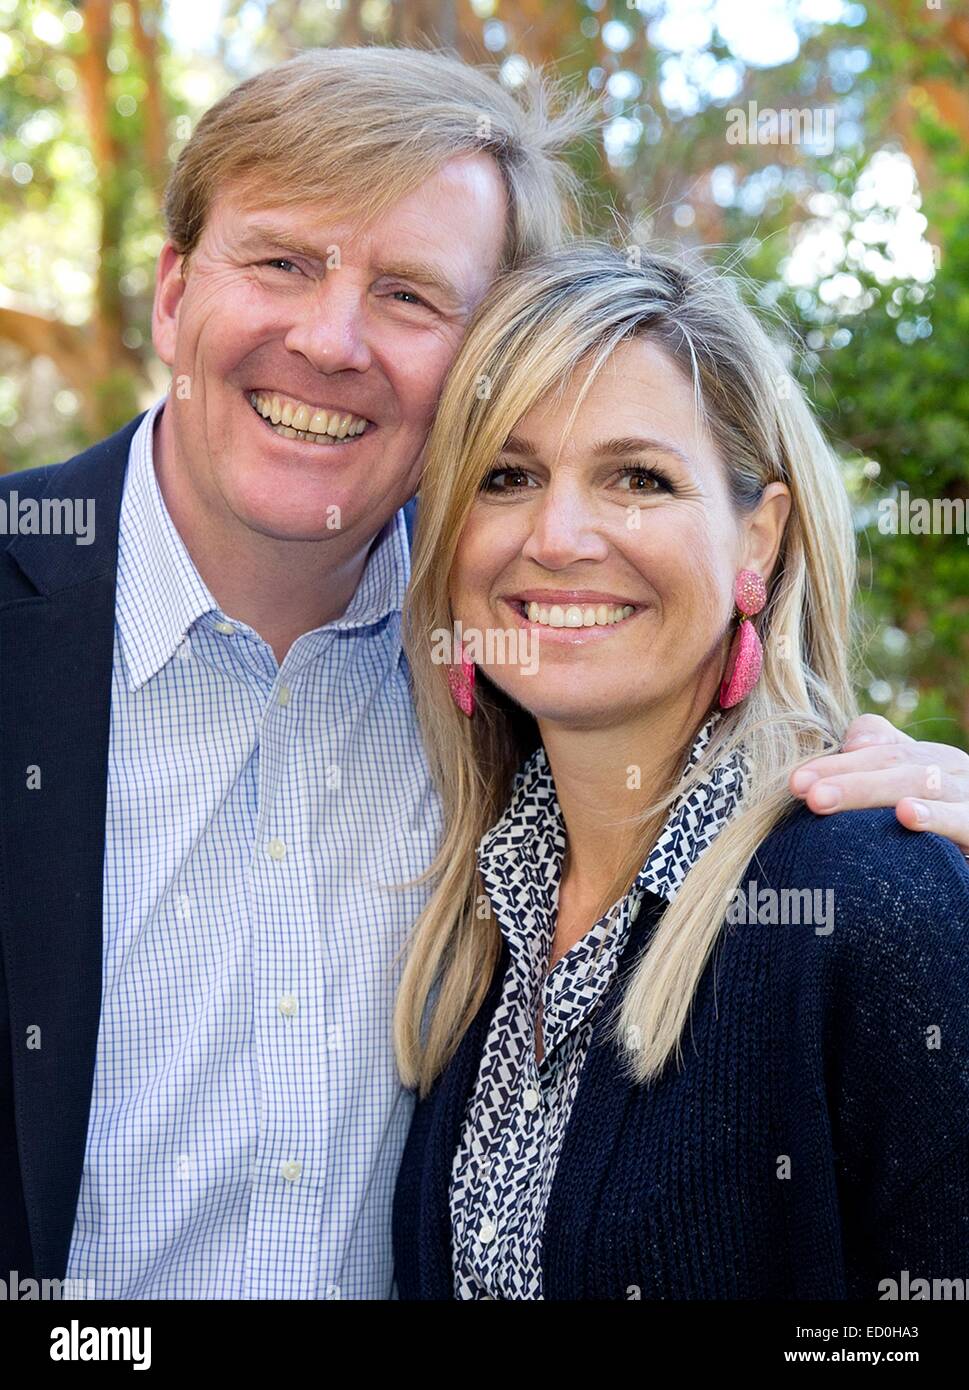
left=525, top=601, right=635, bottom=628
left=249, top=391, right=368, bottom=442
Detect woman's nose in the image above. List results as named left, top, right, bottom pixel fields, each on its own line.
left=520, top=489, right=610, bottom=570
left=282, top=276, right=372, bottom=374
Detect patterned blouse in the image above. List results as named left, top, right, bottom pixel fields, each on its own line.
left=449, top=712, right=747, bottom=1300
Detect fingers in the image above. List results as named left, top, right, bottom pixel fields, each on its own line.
left=896, top=798, right=969, bottom=857
left=788, top=714, right=969, bottom=857
left=841, top=713, right=915, bottom=749
left=791, top=742, right=956, bottom=798
left=790, top=765, right=962, bottom=814
left=792, top=743, right=913, bottom=790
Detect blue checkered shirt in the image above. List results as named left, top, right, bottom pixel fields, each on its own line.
left=64, top=396, right=441, bottom=1298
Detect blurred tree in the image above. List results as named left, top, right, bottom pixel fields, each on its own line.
left=0, top=0, right=174, bottom=442
left=804, top=109, right=969, bottom=741
left=0, top=0, right=966, bottom=738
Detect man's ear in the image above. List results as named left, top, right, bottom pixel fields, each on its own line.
left=742, top=481, right=792, bottom=579
left=152, top=241, right=187, bottom=368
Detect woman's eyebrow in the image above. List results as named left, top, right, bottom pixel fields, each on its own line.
left=591, top=436, right=693, bottom=466
left=498, top=435, right=539, bottom=457
left=498, top=435, right=694, bottom=465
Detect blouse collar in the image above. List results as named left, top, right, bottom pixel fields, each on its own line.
left=476, top=712, right=747, bottom=953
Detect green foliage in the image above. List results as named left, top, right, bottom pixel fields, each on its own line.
left=784, top=115, right=969, bottom=748
left=0, top=0, right=966, bottom=739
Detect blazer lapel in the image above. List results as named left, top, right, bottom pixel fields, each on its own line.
left=0, top=413, right=142, bottom=1278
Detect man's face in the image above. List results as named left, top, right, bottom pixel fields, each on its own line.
left=152, top=154, right=508, bottom=548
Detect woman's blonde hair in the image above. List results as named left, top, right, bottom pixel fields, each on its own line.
left=394, top=241, right=859, bottom=1096
left=164, top=45, right=593, bottom=267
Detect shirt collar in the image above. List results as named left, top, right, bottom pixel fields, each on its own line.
left=477, top=711, right=746, bottom=934
left=631, top=712, right=747, bottom=903
left=326, top=502, right=411, bottom=633
left=116, top=396, right=218, bottom=691
left=116, top=394, right=412, bottom=692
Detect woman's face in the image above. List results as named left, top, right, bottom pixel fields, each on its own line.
left=449, top=337, right=789, bottom=731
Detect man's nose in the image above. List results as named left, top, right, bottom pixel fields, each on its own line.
left=520, top=485, right=610, bottom=569
left=282, top=275, right=372, bottom=374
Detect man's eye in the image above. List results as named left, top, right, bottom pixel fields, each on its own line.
left=480, top=467, right=534, bottom=493
left=261, top=258, right=300, bottom=273
left=617, top=466, right=674, bottom=494
left=390, top=288, right=430, bottom=308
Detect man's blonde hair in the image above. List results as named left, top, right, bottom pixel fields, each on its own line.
left=164, top=45, right=593, bottom=265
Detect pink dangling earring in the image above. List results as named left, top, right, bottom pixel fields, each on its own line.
left=719, top=569, right=767, bottom=709
left=447, top=638, right=476, bottom=717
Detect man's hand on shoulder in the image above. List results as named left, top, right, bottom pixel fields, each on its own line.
left=789, top=713, right=969, bottom=858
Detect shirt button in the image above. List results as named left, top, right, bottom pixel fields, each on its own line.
left=280, top=1159, right=302, bottom=1182
left=279, top=993, right=298, bottom=1017
left=277, top=684, right=291, bottom=707
left=214, top=621, right=236, bottom=635
left=267, top=837, right=286, bottom=861
left=478, top=1219, right=496, bottom=1244
left=630, top=896, right=642, bottom=921
left=522, top=1087, right=540, bottom=1112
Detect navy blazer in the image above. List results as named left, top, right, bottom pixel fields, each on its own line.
left=0, top=413, right=418, bottom=1281
left=0, top=414, right=145, bottom=1281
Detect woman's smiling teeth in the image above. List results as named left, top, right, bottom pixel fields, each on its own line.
left=249, top=390, right=368, bottom=443
left=524, top=601, right=636, bottom=628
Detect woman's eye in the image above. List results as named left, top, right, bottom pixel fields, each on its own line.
left=617, top=466, right=673, bottom=494
left=480, top=467, right=535, bottom=493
